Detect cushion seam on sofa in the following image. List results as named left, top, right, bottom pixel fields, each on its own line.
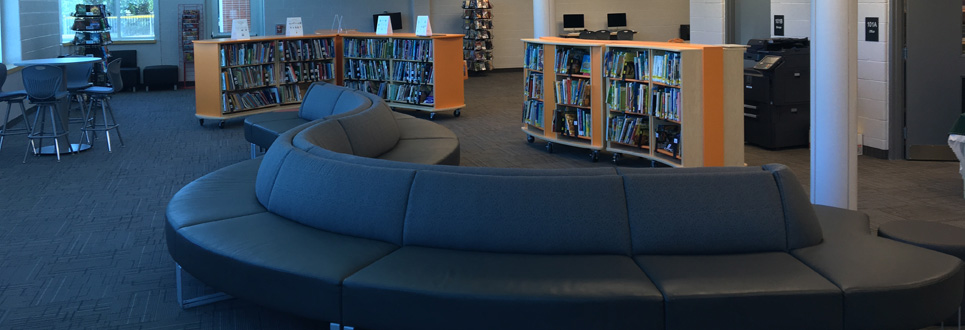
left=174, top=210, right=271, bottom=230
left=331, top=119, right=355, bottom=155
left=619, top=175, right=634, bottom=256
left=399, top=171, right=421, bottom=246
left=266, top=148, right=294, bottom=210
left=769, top=168, right=792, bottom=252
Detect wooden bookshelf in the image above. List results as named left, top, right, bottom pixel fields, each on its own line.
left=521, top=38, right=607, bottom=162
left=193, top=34, right=341, bottom=128
left=339, top=33, right=466, bottom=120
left=599, top=40, right=744, bottom=167
left=521, top=38, right=744, bottom=167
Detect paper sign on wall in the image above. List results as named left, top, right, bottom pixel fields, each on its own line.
left=376, top=15, right=393, bottom=35
left=286, top=17, right=304, bottom=37
left=415, top=16, right=432, bottom=36
left=231, top=18, right=250, bottom=39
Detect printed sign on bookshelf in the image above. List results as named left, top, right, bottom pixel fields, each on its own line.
left=286, top=17, right=304, bottom=37
left=415, top=16, right=432, bottom=36
left=376, top=15, right=393, bottom=35
left=231, top=19, right=250, bottom=39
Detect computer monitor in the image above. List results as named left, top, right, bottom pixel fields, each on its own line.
left=607, top=13, right=627, bottom=30
left=562, top=14, right=585, bottom=31
left=372, top=12, right=403, bottom=31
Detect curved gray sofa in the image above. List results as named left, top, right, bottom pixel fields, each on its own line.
left=167, top=106, right=964, bottom=329
left=243, top=82, right=458, bottom=165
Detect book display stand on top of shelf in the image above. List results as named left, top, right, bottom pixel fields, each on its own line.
left=69, top=4, right=112, bottom=85
left=179, top=4, right=203, bottom=89
left=521, top=37, right=744, bottom=167
left=463, top=0, right=493, bottom=72
left=193, top=34, right=341, bottom=128
left=340, top=33, right=466, bottom=120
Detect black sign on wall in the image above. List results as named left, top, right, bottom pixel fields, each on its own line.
left=866, top=17, right=879, bottom=42
left=774, top=15, right=785, bottom=36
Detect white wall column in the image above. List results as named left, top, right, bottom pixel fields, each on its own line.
left=533, top=0, right=554, bottom=38
left=810, top=0, right=858, bottom=209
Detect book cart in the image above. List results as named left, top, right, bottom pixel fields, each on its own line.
left=193, top=34, right=341, bottom=128
left=521, top=38, right=607, bottom=161
left=179, top=4, right=203, bottom=88
left=522, top=38, right=744, bottom=166
left=340, top=33, right=466, bottom=120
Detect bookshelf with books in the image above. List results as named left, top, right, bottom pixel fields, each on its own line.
left=193, top=34, right=341, bottom=128
left=463, top=0, right=493, bottom=72
left=179, top=5, right=203, bottom=87
left=601, top=41, right=745, bottom=167
left=521, top=39, right=606, bottom=161
left=69, top=4, right=112, bottom=85
left=341, top=33, right=466, bottom=119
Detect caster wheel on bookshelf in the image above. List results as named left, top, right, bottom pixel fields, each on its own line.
left=429, top=113, right=437, bottom=120
left=612, top=153, right=621, bottom=164
left=526, top=135, right=535, bottom=143
left=199, top=119, right=204, bottom=126
left=453, top=109, right=461, bottom=117
left=546, top=142, right=554, bottom=153
left=590, top=150, right=600, bottom=162
left=218, top=121, right=225, bottom=129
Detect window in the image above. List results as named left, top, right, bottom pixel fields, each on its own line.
left=60, top=0, right=156, bottom=43
left=218, top=0, right=250, bottom=35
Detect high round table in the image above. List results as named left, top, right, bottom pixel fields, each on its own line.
left=14, top=56, right=103, bottom=155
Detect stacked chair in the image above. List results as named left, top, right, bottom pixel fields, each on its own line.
left=79, top=58, right=125, bottom=152
left=21, top=65, right=73, bottom=162
left=0, top=63, right=30, bottom=152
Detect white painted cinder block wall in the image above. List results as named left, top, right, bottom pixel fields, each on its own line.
left=769, top=0, right=890, bottom=151
left=689, top=0, right=725, bottom=44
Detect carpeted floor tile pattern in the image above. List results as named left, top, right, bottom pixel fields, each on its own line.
left=0, top=71, right=961, bottom=329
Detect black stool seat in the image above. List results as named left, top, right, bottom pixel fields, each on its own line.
left=879, top=220, right=965, bottom=327
left=0, top=90, right=27, bottom=99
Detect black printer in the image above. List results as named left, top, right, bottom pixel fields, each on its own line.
left=743, top=38, right=810, bottom=149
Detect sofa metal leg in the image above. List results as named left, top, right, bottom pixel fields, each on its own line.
left=176, top=263, right=233, bottom=309
left=250, top=143, right=257, bottom=159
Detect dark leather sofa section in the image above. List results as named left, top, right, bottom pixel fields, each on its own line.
left=167, top=104, right=964, bottom=329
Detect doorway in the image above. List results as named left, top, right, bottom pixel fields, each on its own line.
left=726, top=0, right=771, bottom=67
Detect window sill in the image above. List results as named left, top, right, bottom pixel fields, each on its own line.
left=61, top=40, right=158, bottom=46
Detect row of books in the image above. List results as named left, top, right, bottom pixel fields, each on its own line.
left=606, top=81, right=649, bottom=114
left=279, top=84, right=306, bottom=103
left=464, top=50, right=492, bottom=61
left=344, top=38, right=393, bottom=59
left=524, top=44, right=543, bottom=71
left=463, top=9, right=493, bottom=19
left=462, top=0, right=492, bottom=9
left=392, top=62, right=434, bottom=85
left=284, top=62, right=335, bottom=83
left=345, top=80, right=388, bottom=99
left=464, top=29, right=492, bottom=40
left=71, top=17, right=110, bottom=31
left=655, top=124, right=681, bottom=157
left=604, top=49, right=649, bottom=80
left=555, top=77, right=591, bottom=107
left=651, top=86, right=681, bottom=121
left=466, top=60, right=493, bottom=71
left=652, top=52, right=682, bottom=86
left=344, top=59, right=391, bottom=81
left=525, top=72, right=543, bottom=100
left=222, top=64, right=274, bottom=91
left=222, top=87, right=280, bottom=113
left=72, top=32, right=112, bottom=45
left=464, top=19, right=493, bottom=30
left=555, top=47, right=590, bottom=75
left=387, top=84, right=434, bottom=105
left=220, top=42, right=275, bottom=66
left=522, top=100, right=544, bottom=128
left=281, top=39, right=335, bottom=62
left=463, top=40, right=493, bottom=51
left=393, top=39, right=433, bottom=62
left=554, top=108, right=592, bottom=138
left=609, top=115, right=649, bottom=147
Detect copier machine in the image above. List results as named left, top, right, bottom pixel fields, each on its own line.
left=743, top=38, right=810, bottom=149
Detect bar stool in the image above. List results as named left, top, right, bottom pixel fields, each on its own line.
left=22, top=65, right=73, bottom=162
left=0, top=62, right=31, bottom=152
left=63, top=57, right=93, bottom=125
left=80, top=58, right=124, bottom=152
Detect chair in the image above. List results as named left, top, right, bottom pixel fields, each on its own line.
left=79, top=58, right=125, bottom=152
left=616, top=30, right=635, bottom=40
left=22, top=65, right=73, bottom=162
left=112, top=50, right=140, bottom=92
left=0, top=63, right=31, bottom=152
left=62, top=56, right=93, bottom=123
left=578, top=30, right=610, bottom=40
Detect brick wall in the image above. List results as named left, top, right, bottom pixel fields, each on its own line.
left=18, top=0, right=62, bottom=59
left=690, top=0, right=725, bottom=44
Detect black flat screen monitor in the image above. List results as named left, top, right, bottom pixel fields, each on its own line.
left=607, top=13, right=627, bottom=29
left=562, top=14, right=585, bottom=30
left=373, top=12, right=403, bottom=31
